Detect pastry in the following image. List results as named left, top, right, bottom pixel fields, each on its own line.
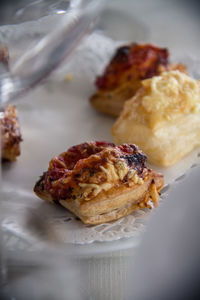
left=0, top=45, right=22, bottom=161
left=1, top=104, right=22, bottom=161
left=34, top=141, right=164, bottom=225
left=90, top=43, right=186, bottom=117
left=112, top=70, right=200, bottom=167
left=0, top=44, right=9, bottom=68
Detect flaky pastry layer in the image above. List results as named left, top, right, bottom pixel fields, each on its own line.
left=112, top=71, right=200, bottom=166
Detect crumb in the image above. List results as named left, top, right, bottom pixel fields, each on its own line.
left=65, top=74, right=73, bottom=81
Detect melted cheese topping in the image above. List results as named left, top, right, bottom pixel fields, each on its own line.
left=149, top=182, right=159, bottom=207
left=100, top=163, right=119, bottom=181
left=114, top=160, right=129, bottom=180
left=79, top=182, right=112, bottom=199
left=142, top=70, right=200, bottom=115
left=78, top=158, right=145, bottom=200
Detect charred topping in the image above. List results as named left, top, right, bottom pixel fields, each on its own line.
left=122, top=152, right=147, bottom=174
left=95, top=43, right=169, bottom=90
left=35, top=173, right=46, bottom=191
left=114, top=45, right=132, bottom=63
left=43, top=141, right=148, bottom=200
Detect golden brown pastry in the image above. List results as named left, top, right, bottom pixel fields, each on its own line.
left=90, top=43, right=186, bottom=117
left=0, top=44, right=9, bottom=67
left=112, top=70, right=200, bottom=167
left=34, top=141, right=164, bottom=225
left=1, top=104, right=22, bottom=161
left=0, top=45, right=22, bottom=161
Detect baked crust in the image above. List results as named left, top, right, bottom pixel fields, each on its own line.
left=0, top=44, right=9, bottom=68
left=112, top=71, right=200, bottom=166
left=0, top=45, right=22, bottom=161
left=90, top=43, right=187, bottom=117
left=1, top=105, right=22, bottom=161
left=34, top=141, right=164, bottom=225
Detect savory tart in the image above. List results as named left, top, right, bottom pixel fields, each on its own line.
left=0, top=45, right=22, bottom=161
left=90, top=43, right=186, bottom=117
left=112, top=70, right=200, bottom=167
left=0, top=44, right=9, bottom=68
left=34, top=141, right=164, bottom=225
left=1, top=104, right=22, bottom=161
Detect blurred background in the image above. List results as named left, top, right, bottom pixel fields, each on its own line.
left=0, top=0, right=200, bottom=57
left=98, top=0, right=200, bottom=57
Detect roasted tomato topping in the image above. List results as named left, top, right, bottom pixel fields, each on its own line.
left=44, top=141, right=147, bottom=200
left=95, top=43, right=169, bottom=90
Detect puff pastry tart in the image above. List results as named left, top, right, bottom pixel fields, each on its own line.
left=0, top=44, right=9, bottom=67
left=0, top=45, right=22, bottom=161
left=112, top=70, right=200, bottom=167
left=1, top=104, right=22, bottom=161
left=34, top=141, right=164, bottom=225
left=90, top=43, right=186, bottom=117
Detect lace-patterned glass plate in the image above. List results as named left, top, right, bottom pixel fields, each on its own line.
left=2, top=32, right=200, bottom=252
